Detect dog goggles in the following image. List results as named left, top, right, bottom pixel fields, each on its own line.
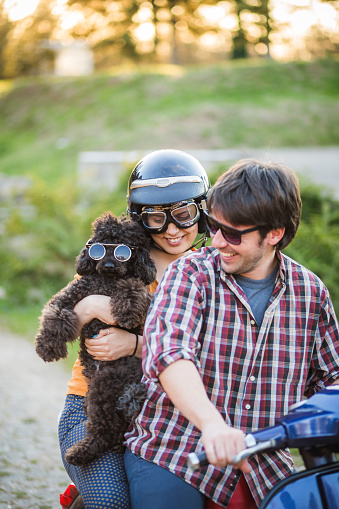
left=86, top=242, right=135, bottom=262
left=140, top=201, right=200, bottom=234
left=204, top=211, right=260, bottom=245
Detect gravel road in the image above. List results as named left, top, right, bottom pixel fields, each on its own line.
left=0, top=325, right=71, bottom=509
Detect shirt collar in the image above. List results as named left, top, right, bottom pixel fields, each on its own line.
left=276, top=251, right=286, bottom=284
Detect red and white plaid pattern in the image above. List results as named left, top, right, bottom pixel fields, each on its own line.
left=125, top=248, right=339, bottom=508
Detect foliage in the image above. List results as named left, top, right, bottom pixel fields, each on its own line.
left=1, top=0, right=339, bottom=78
left=1, top=59, right=339, bottom=331
left=232, top=0, right=272, bottom=58
left=0, top=1, right=13, bottom=77
left=0, top=168, right=124, bottom=297
left=1, top=0, right=57, bottom=78
left=0, top=60, right=338, bottom=185
left=284, top=183, right=339, bottom=312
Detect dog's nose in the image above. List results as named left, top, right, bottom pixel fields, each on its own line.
left=101, top=260, right=116, bottom=272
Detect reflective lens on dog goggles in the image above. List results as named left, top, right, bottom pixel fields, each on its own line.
left=141, top=201, right=200, bottom=232
left=86, top=242, right=134, bottom=262
left=204, top=211, right=260, bottom=245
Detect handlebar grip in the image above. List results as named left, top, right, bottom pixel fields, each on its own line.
left=187, top=451, right=208, bottom=471
left=186, top=435, right=278, bottom=471
left=232, top=439, right=276, bottom=465
left=186, top=435, right=256, bottom=472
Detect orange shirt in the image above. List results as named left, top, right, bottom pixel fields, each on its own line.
left=66, top=280, right=159, bottom=396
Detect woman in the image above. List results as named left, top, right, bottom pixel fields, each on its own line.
left=58, top=149, right=210, bottom=508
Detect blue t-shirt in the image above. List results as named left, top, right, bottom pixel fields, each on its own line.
left=234, top=265, right=279, bottom=327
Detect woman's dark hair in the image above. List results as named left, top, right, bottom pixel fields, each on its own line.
left=207, top=158, right=302, bottom=250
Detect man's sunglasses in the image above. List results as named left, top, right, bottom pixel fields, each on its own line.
left=203, top=211, right=260, bottom=245
left=85, top=242, right=136, bottom=262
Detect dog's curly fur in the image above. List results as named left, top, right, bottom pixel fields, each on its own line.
left=35, top=212, right=156, bottom=466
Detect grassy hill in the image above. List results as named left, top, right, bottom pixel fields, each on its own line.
left=1, top=58, right=339, bottom=339
left=0, top=58, right=338, bottom=187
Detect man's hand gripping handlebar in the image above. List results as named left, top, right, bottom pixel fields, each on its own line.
left=187, top=434, right=279, bottom=471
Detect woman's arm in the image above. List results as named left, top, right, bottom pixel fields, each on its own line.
left=74, top=295, right=143, bottom=360
left=74, top=295, right=115, bottom=330
left=159, top=359, right=251, bottom=472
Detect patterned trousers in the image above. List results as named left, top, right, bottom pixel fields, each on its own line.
left=58, top=394, right=130, bottom=509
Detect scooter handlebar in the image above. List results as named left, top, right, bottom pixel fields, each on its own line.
left=187, top=434, right=258, bottom=471
left=187, top=426, right=286, bottom=471
left=187, top=388, right=339, bottom=472
left=232, top=437, right=278, bottom=465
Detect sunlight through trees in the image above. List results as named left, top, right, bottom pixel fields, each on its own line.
left=1, top=0, right=338, bottom=78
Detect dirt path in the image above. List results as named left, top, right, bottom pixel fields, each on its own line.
left=0, top=325, right=71, bottom=508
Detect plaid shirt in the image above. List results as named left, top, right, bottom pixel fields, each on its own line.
left=124, top=247, right=339, bottom=507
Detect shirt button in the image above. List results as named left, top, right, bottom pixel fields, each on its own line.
left=250, top=376, right=255, bottom=382
left=245, top=404, right=251, bottom=410
left=250, top=319, right=255, bottom=325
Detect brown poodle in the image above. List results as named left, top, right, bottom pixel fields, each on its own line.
left=35, top=212, right=156, bottom=465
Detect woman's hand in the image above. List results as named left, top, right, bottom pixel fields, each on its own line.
left=74, top=295, right=116, bottom=331
left=85, top=327, right=142, bottom=361
left=74, top=294, right=143, bottom=360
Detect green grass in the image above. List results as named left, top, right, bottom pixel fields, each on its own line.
left=0, top=302, right=80, bottom=371
left=0, top=59, right=338, bottom=186
left=291, top=449, right=305, bottom=472
left=0, top=303, right=42, bottom=338
left=1, top=57, right=339, bottom=336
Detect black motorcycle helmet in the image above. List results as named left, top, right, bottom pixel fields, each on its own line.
left=127, top=149, right=210, bottom=237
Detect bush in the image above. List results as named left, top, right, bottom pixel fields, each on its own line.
left=0, top=171, right=129, bottom=308
left=1, top=166, right=339, bottom=328
left=284, top=183, right=339, bottom=311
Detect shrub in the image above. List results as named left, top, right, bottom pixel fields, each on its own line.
left=285, top=183, right=339, bottom=312
left=1, top=166, right=339, bottom=321
left=0, top=171, right=129, bottom=307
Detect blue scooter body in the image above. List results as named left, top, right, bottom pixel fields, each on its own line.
left=258, top=386, right=339, bottom=509
left=260, top=462, right=339, bottom=509
left=188, top=387, right=339, bottom=508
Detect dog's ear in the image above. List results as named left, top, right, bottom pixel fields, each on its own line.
left=132, top=249, right=157, bottom=285
left=75, top=247, right=97, bottom=275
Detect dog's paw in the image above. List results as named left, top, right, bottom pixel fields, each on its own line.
left=64, top=443, right=101, bottom=466
left=65, top=442, right=119, bottom=466
left=35, top=336, right=67, bottom=362
left=64, top=446, right=86, bottom=466
left=110, top=280, right=151, bottom=329
left=111, top=299, right=149, bottom=329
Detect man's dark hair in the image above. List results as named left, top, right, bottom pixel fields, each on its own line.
left=207, top=158, right=302, bottom=250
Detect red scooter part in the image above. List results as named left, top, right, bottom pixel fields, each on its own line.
left=60, top=484, right=81, bottom=508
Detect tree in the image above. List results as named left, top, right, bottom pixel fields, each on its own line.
left=231, top=0, right=273, bottom=59
left=0, top=1, right=14, bottom=78
left=65, top=0, right=140, bottom=66
left=1, top=0, right=57, bottom=78
left=1, top=0, right=338, bottom=78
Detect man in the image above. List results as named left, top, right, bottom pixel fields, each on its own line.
left=124, top=159, right=339, bottom=509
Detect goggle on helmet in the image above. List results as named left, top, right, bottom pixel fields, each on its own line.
left=127, top=149, right=211, bottom=235
left=140, top=199, right=207, bottom=234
